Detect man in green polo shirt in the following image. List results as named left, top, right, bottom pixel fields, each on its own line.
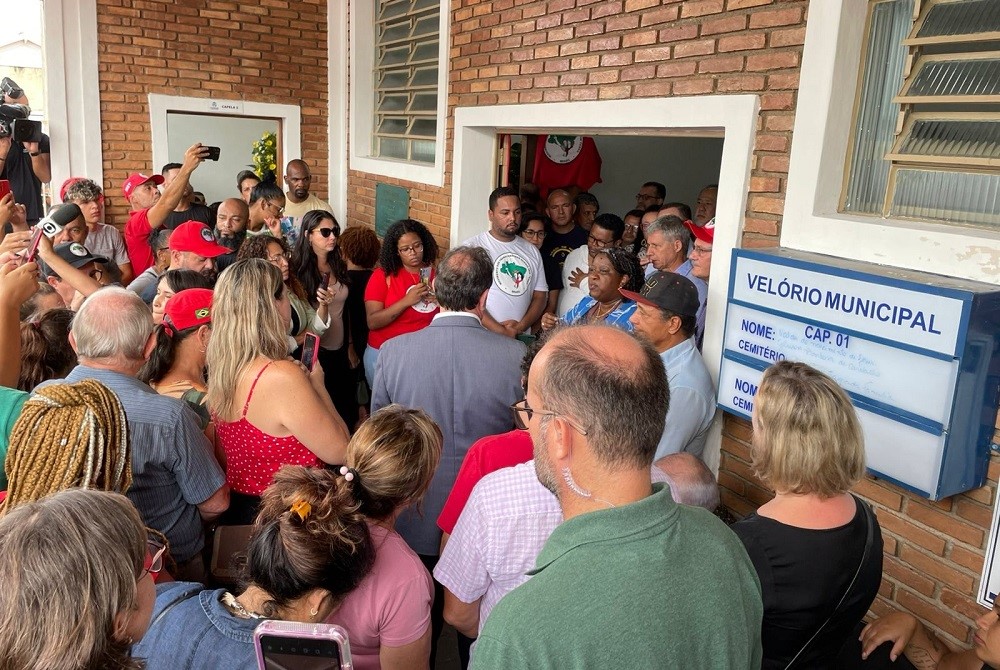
left=473, top=324, right=763, bottom=669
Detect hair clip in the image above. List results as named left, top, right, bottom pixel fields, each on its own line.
left=338, top=465, right=357, bottom=483
left=290, top=500, right=311, bottom=521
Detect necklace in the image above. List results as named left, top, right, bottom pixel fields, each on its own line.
left=591, top=299, right=622, bottom=321
left=222, top=591, right=264, bottom=619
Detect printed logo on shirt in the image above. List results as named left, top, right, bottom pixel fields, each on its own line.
left=543, top=135, right=584, bottom=165
left=493, top=252, right=530, bottom=297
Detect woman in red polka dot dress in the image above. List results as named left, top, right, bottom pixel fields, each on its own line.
left=206, top=259, right=351, bottom=524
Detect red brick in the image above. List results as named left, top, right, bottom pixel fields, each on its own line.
left=877, top=510, right=947, bottom=556
left=674, top=39, right=716, bottom=58
left=681, top=0, right=724, bottom=18
left=600, top=52, right=634, bottom=67
left=743, top=217, right=778, bottom=235
left=598, top=84, right=632, bottom=100
left=698, top=55, right=744, bottom=73
left=624, top=0, right=659, bottom=10
left=746, top=51, right=800, bottom=71
left=718, top=34, right=767, bottom=52
left=621, top=64, right=657, bottom=81
left=623, top=29, right=659, bottom=47
left=717, top=75, right=766, bottom=92
left=948, top=544, right=985, bottom=573
left=896, top=589, right=970, bottom=641
left=899, top=544, right=976, bottom=595
left=656, top=60, right=698, bottom=78
left=907, top=502, right=985, bottom=547
left=635, top=45, right=672, bottom=62
left=658, top=24, right=699, bottom=42
left=955, top=499, right=993, bottom=530
left=884, top=556, right=936, bottom=597
left=639, top=5, right=680, bottom=25
left=588, top=70, right=620, bottom=84
left=633, top=80, right=672, bottom=97
left=749, top=7, right=804, bottom=28
left=727, top=0, right=772, bottom=7
left=769, top=26, right=807, bottom=47
left=700, top=14, right=748, bottom=35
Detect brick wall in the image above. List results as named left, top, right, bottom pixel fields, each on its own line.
left=95, top=0, right=329, bottom=227
left=345, top=0, right=1000, bottom=649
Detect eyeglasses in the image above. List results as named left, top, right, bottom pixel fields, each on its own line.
left=88, top=268, right=103, bottom=282
left=314, top=227, right=339, bottom=238
left=521, top=229, right=546, bottom=239
left=624, top=222, right=639, bottom=230
left=690, top=244, right=713, bottom=256
left=397, top=242, right=424, bottom=255
left=266, top=201, right=285, bottom=215
left=268, top=252, right=290, bottom=264
left=142, top=537, right=167, bottom=580
left=510, top=399, right=588, bottom=435
left=587, top=234, right=613, bottom=249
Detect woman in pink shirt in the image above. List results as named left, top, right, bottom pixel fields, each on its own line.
left=326, top=404, right=442, bottom=670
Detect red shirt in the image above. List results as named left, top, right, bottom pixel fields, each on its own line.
left=364, top=266, right=438, bottom=350
left=124, top=208, right=156, bottom=275
left=436, top=430, right=534, bottom=535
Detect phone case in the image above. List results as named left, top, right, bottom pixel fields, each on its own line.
left=253, top=620, right=352, bottom=670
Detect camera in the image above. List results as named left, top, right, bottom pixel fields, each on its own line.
left=0, top=104, right=41, bottom=143
left=1, top=77, right=23, bottom=101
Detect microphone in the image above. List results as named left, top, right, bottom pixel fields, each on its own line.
left=37, top=203, right=82, bottom=238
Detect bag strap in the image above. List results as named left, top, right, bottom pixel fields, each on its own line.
left=783, top=495, right=875, bottom=670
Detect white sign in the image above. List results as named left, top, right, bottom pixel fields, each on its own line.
left=719, top=358, right=946, bottom=496
left=981, top=494, right=1000, bottom=607
left=724, top=303, right=960, bottom=425
left=731, top=255, right=966, bottom=356
left=208, top=99, right=244, bottom=114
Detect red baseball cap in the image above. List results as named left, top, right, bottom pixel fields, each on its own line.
left=169, top=221, right=230, bottom=258
left=163, top=288, right=213, bottom=333
left=685, top=217, right=715, bottom=245
left=121, top=173, right=164, bottom=200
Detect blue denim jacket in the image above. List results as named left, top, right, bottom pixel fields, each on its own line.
left=132, top=583, right=258, bottom=670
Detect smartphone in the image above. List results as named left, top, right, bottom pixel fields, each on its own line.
left=300, top=333, right=320, bottom=372
left=319, top=272, right=331, bottom=291
left=419, top=267, right=431, bottom=284
left=23, top=226, right=44, bottom=264
left=204, top=146, right=221, bottom=161
left=0, top=180, right=10, bottom=201
left=254, top=620, right=352, bottom=670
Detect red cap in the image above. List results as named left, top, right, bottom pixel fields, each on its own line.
left=169, top=221, right=230, bottom=258
left=59, top=177, right=85, bottom=202
left=163, top=289, right=213, bottom=334
left=121, top=173, right=164, bottom=200
left=685, top=217, right=715, bottom=245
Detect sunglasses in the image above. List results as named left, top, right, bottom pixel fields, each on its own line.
left=314, top=227, right=339, bottom=238
left=142, top=537, right=166, bottom=580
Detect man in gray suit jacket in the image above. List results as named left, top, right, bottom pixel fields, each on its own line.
left=371, top=245, right=525, bottom=662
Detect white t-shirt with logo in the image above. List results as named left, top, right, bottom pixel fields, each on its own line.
left=462, top=231, right=548, bottom=325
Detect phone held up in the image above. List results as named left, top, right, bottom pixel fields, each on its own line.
left=204, top=146, right=221, bottom=161
left=319, top=272, right=331, bottom=291
left=301, top=332, right=320, bottom=372
left=0, top=180, right=10, bottom=202
left=254, top=620, right=353, bottom=670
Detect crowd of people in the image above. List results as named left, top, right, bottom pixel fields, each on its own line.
left=0, top=128, right=996, bottom=670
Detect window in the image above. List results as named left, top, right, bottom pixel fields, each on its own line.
left=373, top=0, right=439, bottom=164
left=842, top=0, right=1000, bottom=228
left=348, top=0, right=446, bottom=185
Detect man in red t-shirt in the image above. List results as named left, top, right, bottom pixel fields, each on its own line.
left=123, top=143, right=210, bottom=275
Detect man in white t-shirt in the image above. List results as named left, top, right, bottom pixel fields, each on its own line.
left=283, top=159, right=334, bottom=235
left=461, top=186, right=547, bottom=337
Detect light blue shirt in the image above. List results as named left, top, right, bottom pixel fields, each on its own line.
left=562, top=296, right=636, bottom=331
left=655, top=338, right=716, bottom=460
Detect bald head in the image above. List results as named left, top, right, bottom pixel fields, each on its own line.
left=533, top=325, right=669, bottom=470
left=655, top=453, right=720, bottom=511
left=71, top=287, right=153, bottom=367
left=284, top=159, right=313, bottom=202
left=216, top=198, right=249, bottom=238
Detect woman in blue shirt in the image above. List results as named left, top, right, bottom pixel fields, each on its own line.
left=543, top=247, right=642, bottom=332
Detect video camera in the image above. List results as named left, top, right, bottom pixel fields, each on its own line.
left=0, top=78, right=41, bottom=144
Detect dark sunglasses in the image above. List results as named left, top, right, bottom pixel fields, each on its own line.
left=314, top=227, right=339, bottom=238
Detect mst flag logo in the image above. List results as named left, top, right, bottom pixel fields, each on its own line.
left=493, top=252, right=529, bottom=297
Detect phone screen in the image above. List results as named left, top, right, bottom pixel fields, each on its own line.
left=319, top=272, right=331, bottom=291
left=23, top=226, right=44, bottom=264
left=301, top=334, right=320, bottom=372
left=0, top=180, right=10, bottom=201
left=258, top=634, right=341, bottom=670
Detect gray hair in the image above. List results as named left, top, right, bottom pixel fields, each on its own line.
left=433, top=246, right=492, bottom=312
left=64, top=178, right=103, bottom=204
left=656, top=453, right=720, bottom=511
left=72, top=287, right=153, bottom=363
left=537, top=325, right=669, bottom=470
left=646, top=215, right=691, bottom=247
left=0, top=489, right=145, bottom=669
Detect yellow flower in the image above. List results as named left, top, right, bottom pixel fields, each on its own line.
left=269, top=163, right=276, bottom=170
left=266, top=140, right=273, bottom=147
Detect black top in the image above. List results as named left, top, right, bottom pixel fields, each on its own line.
left=1, top=133, right=49, bottom=222
left=732, top=496, right=883, bottom=669
left=540, top=225, right=587, bottom=273
left=346, top=268, right=373, bottom=377
left=164, top=204, right=214, bottom=230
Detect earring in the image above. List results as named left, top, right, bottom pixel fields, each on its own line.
left=310, top=607, right=319, bottom=617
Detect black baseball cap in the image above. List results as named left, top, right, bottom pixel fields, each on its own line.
left=620, top=271, right=700, bottom=317
left=41, top=242, right=108, bottom=278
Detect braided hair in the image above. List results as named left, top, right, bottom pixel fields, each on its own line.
left=2, top=380, right=131, bottom=513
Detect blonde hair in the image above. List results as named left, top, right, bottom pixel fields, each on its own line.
left=346, top=404, right=443, bottom=519
left=0, top=489, right=146, bottom=670
left=206, top=258, right=289, bottom=420
left=3, top=380, right=131, bottom=513
left=751, top=361, right=865, bottom=497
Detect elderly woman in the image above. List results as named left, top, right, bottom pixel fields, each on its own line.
left=207, top=258, right=350, bottom=524
left=363, top=219, right=439, bottom=386
left=0, top=489, right=155, bottom=670
left=541, top=247, right=642, bottom=331
left=131, top=465, right=376, bottom=669
left=326, top=405, right=442, bottom=670
left=732, top=361, right=883, bottom=669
